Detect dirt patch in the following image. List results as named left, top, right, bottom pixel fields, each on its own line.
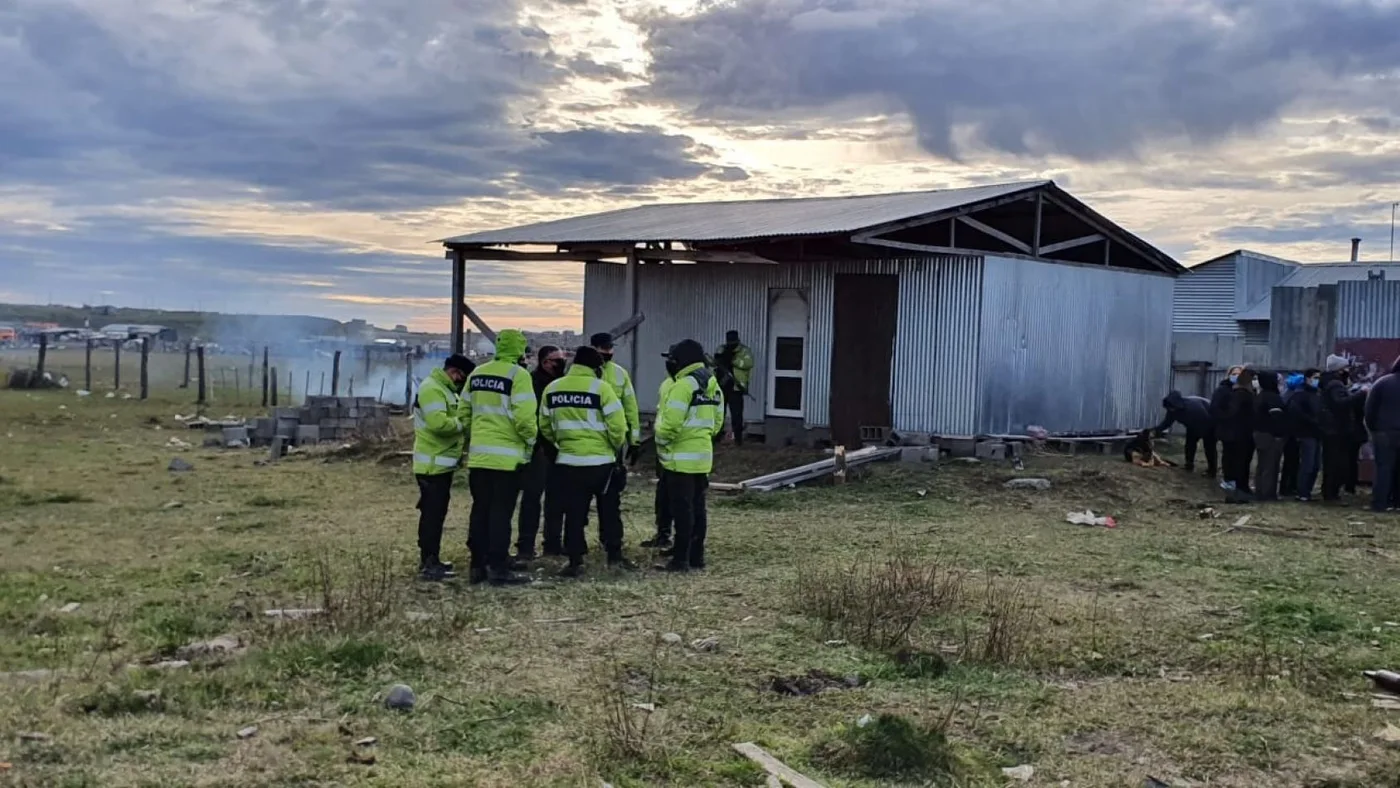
left=767, top=669, right=865, bottom=696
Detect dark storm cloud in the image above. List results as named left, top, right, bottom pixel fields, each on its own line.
left=0, top=0, right=718, bottom=212
left=636, top=0, right=1400, bottom=161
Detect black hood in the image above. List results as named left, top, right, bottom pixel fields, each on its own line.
left=669, top=339, right=706, bottom=369
left=1256, top=370, right=1279, bottom=391
left=1392, top=356, right=1400, bottom=375
left=1163, top=390, right=1185, bottom=410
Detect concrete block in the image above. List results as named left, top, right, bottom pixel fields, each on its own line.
left=295, top=425, right=320, bottom=446
left=253, top=418, right=276, bottom=439
left=222, top=426, right=249, bottom=447
left=274, top=407, right=301, bottom=420
left=974, top=441, right=1007, bottom=461
left=899, top=446, right=937, bottom=464
left=942, top=437, right=977, bottom=458
left=275, top=417, right=299, bottom=437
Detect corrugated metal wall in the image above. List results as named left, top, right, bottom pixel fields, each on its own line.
left=1268, top=286, right=1338, bottom=370
left=979, top=257, right=1174, bottom=434
left=581, top=256, right=983, bottom=432
left=1338, top=279, right=1400, bottom=338
left=1240, top=320, right=1271, bottom=346
left=1235, top=254, right=1296, bottom=312
left=1172, top=257, right=1239, bottom=334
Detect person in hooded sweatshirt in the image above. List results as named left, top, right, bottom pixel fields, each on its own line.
left=1251, top=371, right=1288, bottom=501
left=516, top=345, right=566, bottom=559
left=461, top=329, right=537, bottom=586
left=1364, top=355, right=1400, bottom=513
left=1288, top=368, right=1325, bottom=501
left=1218, top=367, right=1257, bottom=501
left=1211, top=366, right=1243, bottom=487
left=1279, top=373, right=1306, bottom=497
left=1155, top=390, right=1216, bottom=476
left=1320, top=355, right=1366, bottom=503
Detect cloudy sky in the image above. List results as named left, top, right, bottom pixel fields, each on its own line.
left=3, top=0, right=1399, bottom=331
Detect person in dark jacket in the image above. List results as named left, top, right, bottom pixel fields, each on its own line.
left=1320, top=355, right=1366, bottom=503
left=516, top=345, right=567, bottom=558
left=1210, top=367, right=1243, bottom=487
left=1251, top=371, right=1287, bottom=501
left=1218, top=368, right=1257, bottom=501
left=1289, top=368, right=1324, bottom=501
left=1156, top=391, right=1217, bottom=475
left=1365, top=355, right=1400, bottom=512
left=1279, top=373, right=1305, bottom=497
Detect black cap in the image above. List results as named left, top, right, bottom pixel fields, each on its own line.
left=725, top=330, right=739, bottom=342
left=590, top=332, right=614, bottom=349
left=573, top=346, right=604, bottom=370
left=669, top=339, right=706, bottom=369
left=443, top=354, right=474, bottom=373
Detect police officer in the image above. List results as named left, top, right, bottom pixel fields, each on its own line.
left=539, top=346, right=629, bottom=577
left=462, top=329, right=537, bottom=586
left=713, top=330, right=754, bottom=445
left=654, top=339, right=724, bottom=572
left=641, top=352, right=680, bottom=549
left=411, top=354, right=473, bottom=581
left=590, top=333, right=641, bottom=546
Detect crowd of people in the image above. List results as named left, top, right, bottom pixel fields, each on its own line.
left=1152, top=354, right=1400, bottom=512
left=408, top=328, right=753, bottom=585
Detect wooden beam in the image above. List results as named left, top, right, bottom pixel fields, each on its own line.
left=850, top=188, right=1039, bottom=239
left=1104, top=238, right=1111, bottom=265
left=448, top=248, right=602, bottom=263
left=635, top=249, right=777, bottom=264
left=956, top=215, right=1031, bottom=254
left=450, top=250, right=466, bottom=354
left=606, top=312, right=644, bottom=342
left=732, top=743, right=828, bottom=788
left=1038, top=233, right=1104, bottom=255
left=462, top=301, right=496, bottom=343
left=625, top=247, right=639, bottom=373
left=1032, top=192, right=1043, bottom=256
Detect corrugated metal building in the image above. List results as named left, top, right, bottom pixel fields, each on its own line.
left=440, top=181, right=1184, bottom=444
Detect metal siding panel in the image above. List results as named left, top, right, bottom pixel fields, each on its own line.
left=1173, top=257, right=1240, bottom=334
left=1240, top=321, right=1271, bottom=346
left=1338, top=279, right=1400, bottom=338
left=583, top=263, right=628, bottom=340
left=1235, top=254, right=1297, bottom=312
left=979, top=257, right=1173, bottom=434
left=891, top=257, right=983, bottom=435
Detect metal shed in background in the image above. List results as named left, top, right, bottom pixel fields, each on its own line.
left=440, top=181, right=1183, bottom=446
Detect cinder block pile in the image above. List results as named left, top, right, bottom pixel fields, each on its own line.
left=242, top=396, right=392, bottom=447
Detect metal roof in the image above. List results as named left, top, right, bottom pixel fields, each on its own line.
left=1235, top=262, right=1400, bottom=320
left=441, top=181, right=1048, bottom=245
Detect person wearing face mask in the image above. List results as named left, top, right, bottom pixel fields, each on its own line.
left=590, top=333, right=641, bottom=552
left=410, top=354, right=475, bottom=582
left=1210, top=365, right=1243, bottom=488
left=516, top=346, right=567, bottom=559
left=1251, top=371, right=1287, bottom=502
left=1287, top=368, right=1324, bottom=501
left=642, top=352, right=682, bottom=550
left=1279, top=373, right=1306, bottom=498
left=1364, top=355, right=1400, bottom=513
left=654, top=339, right=725, bottom=572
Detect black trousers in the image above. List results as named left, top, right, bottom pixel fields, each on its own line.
left=517, top=450, right=563, bottom=554
left=555, top=464, right=612, bottom=560
left=415, top=473, right=454, bottom=565
left=1280, top=438, right=1300, bottom=496
left=723, top=387, right=745, bottom=445
left=1184, top=427, right=1218, bottom=475
left=1223, top=436, right=1255, bottom=492
left=666, top=472, right=709, bottom=568
left=468, top=468, right=521, bottom=571
left=1321, top=436, right=1351, bottom=501
left=655, top=463, right=673, bottom=541
left=1252, top=432, right=1284, bottom=501
left=1298, top=438, right=1321, bottom=498
left=1344, top=436, right=1362, bottom=495
left=1371, top=432, right=1400, bottom=512
left=596, top=464, right=626, bottom=556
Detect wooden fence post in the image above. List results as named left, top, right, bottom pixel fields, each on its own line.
left=319, top=371, right=326, bottom=395
left=37, top=334, right=47, bottom=377
left=196, top=346, right=207, bottom=405
left=114, top=342, right=121, bottom=389
left=140, top=337, right=150, bottom=400
left=303, top=370, right=310, bottom=403
left=84, top=338, right=92, bottom=392
left=181, top=342, right=192, bottom=388
left=270, top=366, right=279, bottom=407
left=349, top=376, right=355, bottom=397
left=331, top=351, right=342, bottom=395
left=404, top=353, right=413, bottom=405
left=261, top=347, right=270, bottom=407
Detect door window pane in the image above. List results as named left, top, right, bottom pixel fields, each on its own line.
left=775, top=337, right=804, bottom=371
left=774, top=377, right=803, bottom=411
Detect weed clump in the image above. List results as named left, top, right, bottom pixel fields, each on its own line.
left=794, top=554, right=966, bottom=651
left=812, top=713, right=958, bottom=783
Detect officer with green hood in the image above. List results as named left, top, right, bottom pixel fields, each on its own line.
left=411, top=353, right=474, bottom=581
left=461, top=329, right=537, bottom=585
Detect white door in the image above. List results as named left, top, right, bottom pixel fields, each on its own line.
left=766, top=288, right=809, bottom=418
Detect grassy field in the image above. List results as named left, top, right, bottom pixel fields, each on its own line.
left=3, top=385, right=1400, bottom=787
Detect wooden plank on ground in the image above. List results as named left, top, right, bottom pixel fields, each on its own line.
left=732, top=742, right=827, bottom=788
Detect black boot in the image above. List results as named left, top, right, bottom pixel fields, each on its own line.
left=607, top=553, right=638, bottom=571
left=541, top=544, right=565, bottom=557
left=487, top=566, right=531, bottom=586
left=558, top=560, right=584, bottom=579
left=653, top=561, right=689, bottom=573
left=468, top=566, right=488, bottom=585
left=513, top=550, right=537, bottom=563
left=418, top=563, right=452, bottom=582
left=640, top=535, right=673, bottom=549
